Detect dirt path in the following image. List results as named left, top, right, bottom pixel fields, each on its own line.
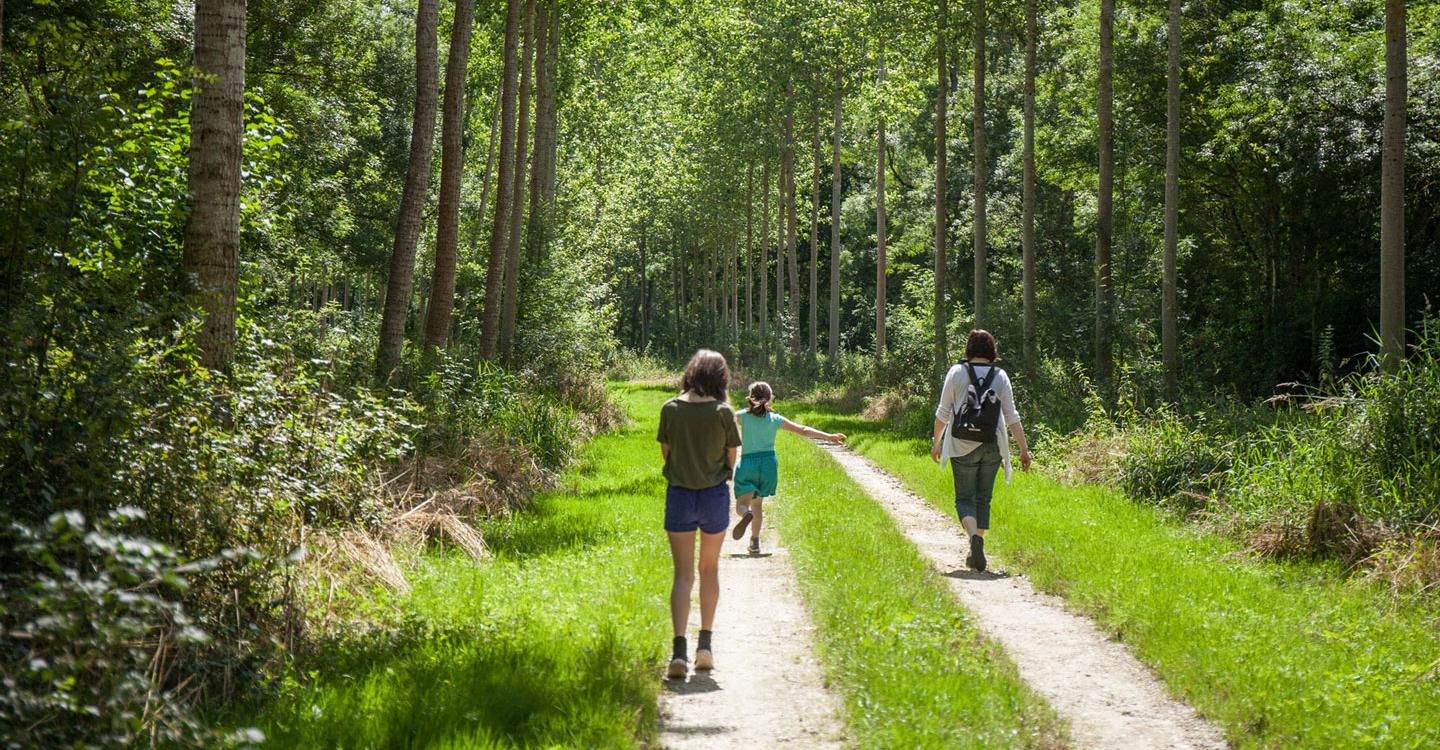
left=657, top=537, right=846, bottom=749
left=819, top=443, right=1228, bottom=750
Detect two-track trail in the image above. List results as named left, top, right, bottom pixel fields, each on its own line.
left=657, top=539, right=846, bottom=749
left=818, top=442, right=1229, bottom=750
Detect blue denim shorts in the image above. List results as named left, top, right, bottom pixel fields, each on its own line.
left=664, top=482, right=731, bottom=534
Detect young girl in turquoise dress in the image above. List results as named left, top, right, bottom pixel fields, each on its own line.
left=731, top=382, right=846, bottom=553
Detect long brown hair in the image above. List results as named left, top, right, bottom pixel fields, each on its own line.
left=679, top=349, right=730, bottom=400
left=746, top=381, right=773, bottom=416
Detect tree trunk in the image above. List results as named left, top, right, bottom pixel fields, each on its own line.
left=480, top=0, right=522, bottom=359
left=1162, top=0, right=1180, bottom=400
left=1095, top=0, right=1115, bottom=383
left=760, top=158, right=770, bottom=367
left=1380, top=0, right=1406, bottom=372
left=777, top=149, right=788, bottom=369
left=746, top=161, right=754, bottom=342
left=526, top=0, right=556, bottom=265
left=972, top=0, right=987, bottom=330
left=1022, top=0, right=1037, bottom=380
left=830, top=80, right=843, bottom=362
left=639, top=225, right=648, bottom=349
left=876, top=52, right=888, bottom=360
left=421, top=0, right=476, bottom=352
left=498, top=0, right=535, bottom=362
left=540, top=1, right=560, bottom=207
left=472, top=79, right=502, bottom=252
left=785, top=88, right=802, bottom=359
left=184, top=0, right=247, bottom=372
left=935, top=0, right=949, bottom=377
left=809, top=101, right=821, bottom=361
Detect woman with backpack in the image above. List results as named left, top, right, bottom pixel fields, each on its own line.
left=930, top=329, right=1032, bottom=571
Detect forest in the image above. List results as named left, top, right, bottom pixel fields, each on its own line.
left=2, top=0, right=1438, bottom=747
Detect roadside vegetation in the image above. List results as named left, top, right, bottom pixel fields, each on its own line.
left=782, top=393, right=1440, bottom=749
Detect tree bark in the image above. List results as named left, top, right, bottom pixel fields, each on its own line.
left=1162, top=0, right=1180, bottom=400
left=972, top=0, right=987, bottom=330
left=479, top=0, right=522, bottom=359
left=809, top=101, right=821, bottom=360
left=785, top=88, right=802, bottom=359
left=829, top=80, right=843, bottom=362
left=876, top=51, right=888, bottom=360
left=760, top=158, right=770, bottom=367
left=1380, top=0, right=1406, bottom=372
left=777, top=148, right=788, bottom=369
left=1022, top=0, right=1037, bottom=380
left=935, top=0, right=949, bottom=377
left=184, top=0, right=247, bottom=372
left=525, top=0, right=554, bottom=265
left=1095, top=0, right=1115, bottom=383
left=498, top=0, right=535, bottom=362
left=746, top=161, right=754, bottom=341
left=422, top=0, right=476, bottom=352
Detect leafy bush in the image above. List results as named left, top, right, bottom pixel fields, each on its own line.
left=1118, top=411, right=1232, bottom=512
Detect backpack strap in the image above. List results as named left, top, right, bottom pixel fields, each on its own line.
left=965, top=362, right=999, bottom=394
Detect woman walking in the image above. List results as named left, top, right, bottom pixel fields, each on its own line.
left=658, top=349, right=742, bottom=679
left=930, top=330, right=1032, bottom=571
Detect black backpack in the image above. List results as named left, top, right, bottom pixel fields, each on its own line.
left=950, top=362, right=1002, bottom=443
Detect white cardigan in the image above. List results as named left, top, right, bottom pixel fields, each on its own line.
left=933, top=362, right=1023, bottom=482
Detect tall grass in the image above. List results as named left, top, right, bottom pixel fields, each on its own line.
left=249, top=385, right=674, bottom=748
left=784, top=398, right=1440, bottom=749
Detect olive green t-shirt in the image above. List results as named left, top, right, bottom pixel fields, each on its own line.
left=656, top=397, right=742, bottom=489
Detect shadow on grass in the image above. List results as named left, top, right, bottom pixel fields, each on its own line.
left=263, top=624, right=658, bottom=749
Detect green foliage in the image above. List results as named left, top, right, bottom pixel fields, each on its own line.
left=2, top=508, right=259, bottom=750
left=416, top=356, right=579, bottom=473
left=1118, top=410, right=1232, bottom=513
left=785, top=398, right=1440, bottom=749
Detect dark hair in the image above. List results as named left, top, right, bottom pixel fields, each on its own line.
left=746, top=381, right=773, bottom=416
left=680, top=349, right=730, bottom=400
left=964, top=329, right=999, bottom=361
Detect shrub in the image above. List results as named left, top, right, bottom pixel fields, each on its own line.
left=1118, top=411, right=1231, bottom=513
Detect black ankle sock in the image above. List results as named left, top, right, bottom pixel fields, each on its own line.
left=697, top=630, right=712, bottom=652
left=672, top=636, right=687, bottom=661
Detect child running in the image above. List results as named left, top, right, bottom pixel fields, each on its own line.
left=731, top=382, right=846, bottom=554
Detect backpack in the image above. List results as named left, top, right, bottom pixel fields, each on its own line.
left=950, top=362, right=1002, bottom=443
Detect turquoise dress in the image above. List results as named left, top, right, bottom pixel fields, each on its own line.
left=734, top=410, right=785, bottom=497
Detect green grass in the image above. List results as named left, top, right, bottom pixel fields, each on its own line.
left=252, top=385, right=675, bottom=749
left=765, top=427, right=1063, bottom=748
left=782, top=399, right=1440, bottom=749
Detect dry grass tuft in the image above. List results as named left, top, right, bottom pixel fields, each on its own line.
left=307, top=529, right=410, bottom=594
left=1364, top=525, right=1440, bottom=598
left=390, top=508, right=489, bottom=561
left=1306, top=500, right=1385, bottom=569
left=1048, top=429, right=1128, bottom=487
left=861, top=392, right=908, bottom=422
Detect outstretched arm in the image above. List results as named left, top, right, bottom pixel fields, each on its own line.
left=780, top=419, right=846, bottom=443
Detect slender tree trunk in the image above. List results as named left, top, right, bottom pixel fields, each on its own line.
left=473, top=79, right=502, bottom=250
left=746, top=161, right=754, bottom=342
left=935, top=0, right=949, bottom=376
left=639, top=225, right=648, bottom=349
left=830, top=80, right=843, bottom=362
left=1162, top=0, right=1180, bottom=400
left=876, top=53, right=888, bottom=360
left=777, top=149, right=788, bottom=369
left=540, top=2, right=560, bottom=207
left=785, top=89, right=802, bottom=358
left=760, top=158, right=771, bottom=367
left=809, top=102, right=821, bottom=361
left=480, top=0, right=522, bottom=359
left=1096, top=0, right=1115, bottom=383
left=1022, top=0, right=1037, bottom=380
left=498, top=0, right=535, bottom=361
left=1380, top=0, right=1406, bottom=372
left=972, top=0, right=987, bottom=330
left=422, top=0, right=476, bottom=352
left=525, top=0, right=554, bottom=265
left=184, top=0, right=247, bottom=372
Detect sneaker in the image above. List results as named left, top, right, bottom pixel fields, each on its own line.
left=967, top=534, right=987, bottom=572
left=732, top=511, right=753, bottom=540
left=748, top=537, right=761, bottom=555
left=694, top=648, right=714, bottom=671
left=666, top=657, right=688, bottom=680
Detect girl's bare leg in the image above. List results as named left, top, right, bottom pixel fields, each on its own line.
left=735, top=491, right=755, bottom=517
left=698, top=531, right=724, bottom=630
left=749, top=497, right=765, bottom=540
left=667, top=531, right=696, bottom=637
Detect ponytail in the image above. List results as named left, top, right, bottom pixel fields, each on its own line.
left=746, top=381, right=774, bottom=416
